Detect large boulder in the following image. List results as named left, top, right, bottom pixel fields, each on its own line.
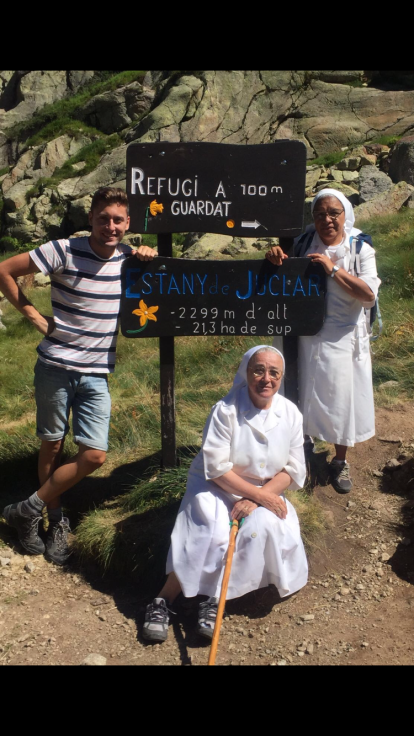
left=182, top=233, right=234, bottom=260
left=358, top=165, right=393, bottom=203
left=75, top=81, right=154, bottom=135
left=33, top=135, right=71, bottom=177
left=354, top=181, right=414, bottom=223
left=315, top=181, right=359, bottom=206
left=388, top=136, right=414, bottom=185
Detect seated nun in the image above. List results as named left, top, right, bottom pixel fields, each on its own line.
left=143, top=344, right=308, bottom=642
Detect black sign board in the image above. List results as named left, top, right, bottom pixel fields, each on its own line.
left=121, top=257, right=326, bottom=339
left=126, top=141, right=306, bottom=238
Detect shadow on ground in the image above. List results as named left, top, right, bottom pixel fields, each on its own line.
left=377, top=456, right=414, bottom=584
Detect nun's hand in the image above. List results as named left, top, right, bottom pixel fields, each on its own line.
left=306, top=252, right=335, bottom=274
left=259, top=491, right=288, bottom=520
left=265, top=246, right=288, bottom=266
left=231, top=499, right=259, bottom=521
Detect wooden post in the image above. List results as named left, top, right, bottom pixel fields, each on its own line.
left=157, top=233, right=177, bottom=467
left=279, top=236, right=298, bottom=406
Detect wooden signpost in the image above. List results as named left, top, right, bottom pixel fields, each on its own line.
left=124, top=140, right=322, bottom=467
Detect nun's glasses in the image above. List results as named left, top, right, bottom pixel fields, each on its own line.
left=251, top=368, right=283, bottom=380
left=313, top=209, right=344, bottom=221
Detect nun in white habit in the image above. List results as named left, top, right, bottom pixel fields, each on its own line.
left=267, top=188, right=381, bottom=494
left=142, top=345, right=308, bottom=642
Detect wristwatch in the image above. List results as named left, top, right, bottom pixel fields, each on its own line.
left=330, top=265, right=340, bottom=278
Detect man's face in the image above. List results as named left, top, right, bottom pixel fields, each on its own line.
left=88, top=202, right=130, bottom=254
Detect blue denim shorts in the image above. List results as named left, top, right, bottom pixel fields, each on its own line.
left=34, top=359, right=111, bottom=451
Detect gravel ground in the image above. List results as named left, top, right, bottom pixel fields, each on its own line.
left=1, top=403, right=414, bottom=666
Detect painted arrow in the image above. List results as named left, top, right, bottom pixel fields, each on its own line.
left=241, top=220, right=267, bottom=230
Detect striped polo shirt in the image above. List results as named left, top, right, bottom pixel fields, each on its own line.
left=30, top=237, right=132, bottom=373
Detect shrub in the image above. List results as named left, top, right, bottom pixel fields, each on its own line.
left=307, top=150, right=348, bottom=167
left=0, top=236, right=19, bottom=252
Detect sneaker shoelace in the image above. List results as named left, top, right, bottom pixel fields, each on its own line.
left=199, top=599, right=218, bottom=626
left=51, top=521, right=70, bottom=551
left=24, top=515, right=43, bottom=537
left=337, top=464, right=350, bottom=480
left=147, top=601, right=175, bottom=622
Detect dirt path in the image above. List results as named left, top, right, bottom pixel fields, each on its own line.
left=1, top=403, right=414, bottom=666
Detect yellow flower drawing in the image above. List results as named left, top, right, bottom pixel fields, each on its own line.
left=128, top=300, right=159, bottom=334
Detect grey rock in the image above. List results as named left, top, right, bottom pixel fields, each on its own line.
left=76, top=81, right=154, bottom=135
left=24, top=561, right=35, bottom=573
left=358, top=165, right=393, bottom=203
left=34, top=273, right=51, bottom=287
left=329, top=169, right=344, bottom=182
left=342, top=170, right=360, bottom=185
left=81, top=653, right=107, bottom=666
left=388, top=136, right=414, bottom=185
left=3, top=180, right=36, bottom=212
left=68, top=195, right=92, bottom=232
left=0, top=71, right=97, bottom=131
left=182, top=233, right=233, bottom=260
left=33, top=135, right=71, bottom=178
left=315, top=181, right=359, bottom=206
left=354, top=181, right=414, bottom=223
left=337, top=156, right=361, bottom=171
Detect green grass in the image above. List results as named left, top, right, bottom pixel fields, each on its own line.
left=1, top=207, right=413, bottom=580
left=369, top=135, right=402, bottom=147
left=307, top=151, right=347, bottom=168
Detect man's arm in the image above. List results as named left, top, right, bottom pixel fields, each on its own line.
left=0, top=252, right=55, bottom=336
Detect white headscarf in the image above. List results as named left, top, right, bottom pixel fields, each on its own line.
left=301, top=188, right=362, bottom=262
left=223, top=344, right=285, bottom=405
left=311, top=188, right=356, bottom=238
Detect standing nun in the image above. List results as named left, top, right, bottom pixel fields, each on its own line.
left=142, top=345, right=308, bottom=642
left=267, top=188, right=381, bottom=493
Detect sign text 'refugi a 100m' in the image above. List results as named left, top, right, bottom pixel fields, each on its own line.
left=121, top=257, right=326, bottom=338
left=126, top=141, right=306, bottom=238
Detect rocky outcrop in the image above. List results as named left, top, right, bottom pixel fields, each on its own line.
left=181, top=233, right=278, bottom=260
left=354, top=181, right=414, bottom=223
left=73, top=81, right=154, bottom=135
left=0, top=71, right=96, bottom=130
left=388, top=136, right=414, bottom=186
left=2, top=70, right=414, bottom=250
left=358, top=166, right=393, bottom=203
left=127, top=71, right=414, bottom=158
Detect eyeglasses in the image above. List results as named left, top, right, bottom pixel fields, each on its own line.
left=313, top=209, right=344, bottom=221
left=251, top=368, right=283, bottom=380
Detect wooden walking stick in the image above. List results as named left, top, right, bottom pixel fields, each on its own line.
left=208, top=518, right=240, bottom=666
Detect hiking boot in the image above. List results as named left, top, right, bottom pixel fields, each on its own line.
left=197, top=596, right=219, bottom=639
left=45, top=517, right=72, bottom=565
left=2, top=501, right=45, bottom=555
left=142, top=598, right=173, bottom=642
left=329, top=460, right=353, bottom=494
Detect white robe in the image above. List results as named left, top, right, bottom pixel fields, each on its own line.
left=274, top=233, right=380, bottom=447
left=166, top=387, right=308, bottom=600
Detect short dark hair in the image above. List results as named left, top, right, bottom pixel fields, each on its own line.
left=90, top=187, right=129, bottom=215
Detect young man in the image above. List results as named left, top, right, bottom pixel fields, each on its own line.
left=0, top=186, right=157, bottom=564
